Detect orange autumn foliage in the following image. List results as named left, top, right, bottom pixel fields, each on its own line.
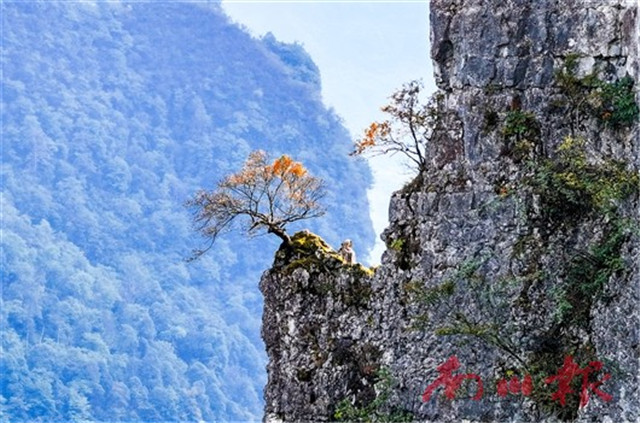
left=351, top=122, right=392, bottom=155
left=187, top=150, right=325, bottom=258
left=269, top=155, right=307, bottom=178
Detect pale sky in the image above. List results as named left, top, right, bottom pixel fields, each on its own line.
left=221, top=0, right=435, bottom=264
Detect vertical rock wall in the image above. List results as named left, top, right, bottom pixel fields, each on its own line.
left=262, top=1, right=638, bottom=422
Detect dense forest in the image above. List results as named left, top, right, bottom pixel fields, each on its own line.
left=1, top=1, right=375, bottom=420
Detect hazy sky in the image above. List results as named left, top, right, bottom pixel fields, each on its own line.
left=221, top=0, right=435, bottom=263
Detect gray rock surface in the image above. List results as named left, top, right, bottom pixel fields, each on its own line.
left=262, top=1, right=638, bottom=422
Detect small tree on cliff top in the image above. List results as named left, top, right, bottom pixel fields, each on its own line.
left=187, top=150, right=325, bottom=259
left=351, top=80, right=438, bottom=172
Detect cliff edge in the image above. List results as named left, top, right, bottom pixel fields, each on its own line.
left=262, top=1, right=639, bottom=421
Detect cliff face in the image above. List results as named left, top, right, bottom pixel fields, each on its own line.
left=262, top=1, right=639, bottom=422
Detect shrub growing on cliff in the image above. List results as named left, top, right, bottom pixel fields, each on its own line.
left=526, top=136, right=638, bottom=223
left=502, top=109, right=540, bottom=162
left=187, top=150, right=325, bottom=258
left=597, top=76, right=639, bottom=128
left=553, top=219, right=634, bottom=327
left=555, top=54, right=639, bottom=130
left=351, top=80, right=438, bottom=172
left=334, top=367, right=413, bottom=422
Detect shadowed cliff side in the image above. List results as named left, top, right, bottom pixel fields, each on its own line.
left=262, top=1, right=639, bottom=421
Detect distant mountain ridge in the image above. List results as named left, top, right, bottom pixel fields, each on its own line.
left=1, top=1, right=374, bottom=421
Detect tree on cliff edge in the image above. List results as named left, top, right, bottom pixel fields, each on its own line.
left=351, top=80, right=439, bottom=172
left=187, top=150, right=325, bottom=258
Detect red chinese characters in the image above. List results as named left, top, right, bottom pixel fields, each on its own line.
left=423, top=355, right=613, bottom=407
left=422, top=355, right=484, bottom=401
left=496, top=374, right=533, bottom=398
left=544, top=355, right=612, bottom=408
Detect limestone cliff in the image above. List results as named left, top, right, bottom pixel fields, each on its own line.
left=261, top=1, right=639, bottom=422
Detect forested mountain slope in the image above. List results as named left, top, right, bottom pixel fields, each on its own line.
left=1, top=2, right=375, bottom=421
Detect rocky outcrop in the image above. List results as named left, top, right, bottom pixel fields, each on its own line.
left=261, top=232, right=379, bottom=422
left=262, top=1, right=638, bottom=422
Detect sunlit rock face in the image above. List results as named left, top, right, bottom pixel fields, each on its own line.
left=262, top=1, right=638, bottom=422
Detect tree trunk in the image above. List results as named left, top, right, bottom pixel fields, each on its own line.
left=268, top=225, right=292, bottom=247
